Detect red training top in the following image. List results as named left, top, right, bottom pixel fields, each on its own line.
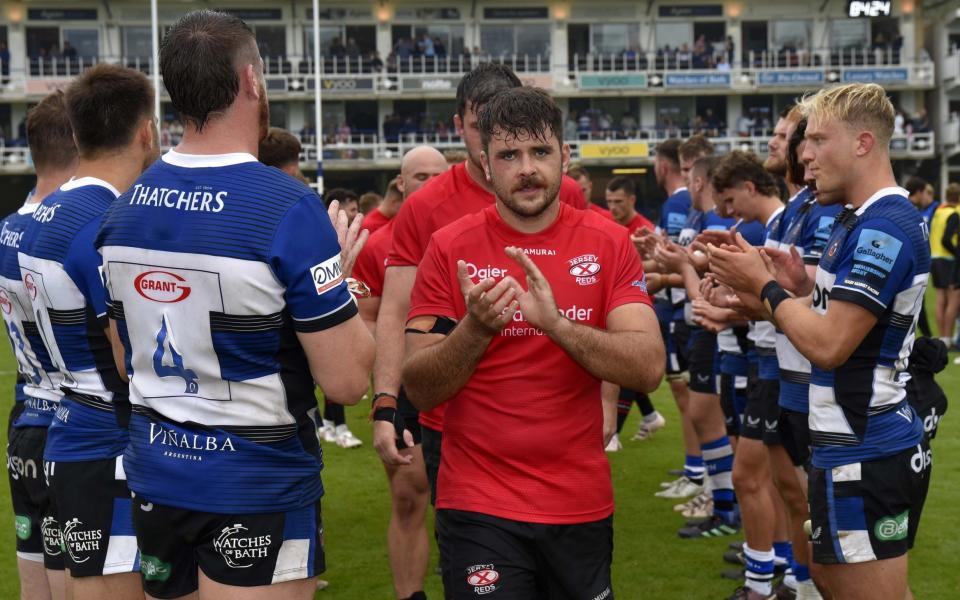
left=408, top=203, right=652, bottom=524
left=588, top=203, right=614, bottom=219
left=388, top=161, right=587, bottom=431
left=353, top=219, right=394, bottom=298
left=623, top=212, right=655, bottom=235
left=361, top=207, right=392, bottom=235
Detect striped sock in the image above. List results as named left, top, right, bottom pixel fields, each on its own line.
left=743, top=544, right=775, bottom=596
left=702, top=436, right=735, bottom=523
left=684, top=454, right=705, bottom=485
left=793, top=563, right=811, bottom=583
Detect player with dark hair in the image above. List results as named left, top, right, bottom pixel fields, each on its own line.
left=258, top=126, right=304, bottom=181
left=96, top=10, right=374, bottom=599
left=18, top=63, right=160, bottom=600
left=323, top=187, right=360, bottom=224
left=1, top=90, right=77, bottom=600
left=403, top=85, right=663, bottom=600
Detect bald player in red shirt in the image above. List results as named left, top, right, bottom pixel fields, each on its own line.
left=402, top=87, right=663, bottom=599
left=353, top=145, right=448, bottom=600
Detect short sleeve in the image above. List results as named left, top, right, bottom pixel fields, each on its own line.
left=802, top=213, right=837, bottom=265
left=408, top=235, right=459, bottom=323
left=270, top=195, right=357, bottom=332
left=353, top=236, right=384, bottom=298
left=830, top=221, right=915, bottom=317
left=387, top=194, right=428, bottom=268
left=65, top=216, right=108, bottom=319
left=607, top=230, right=653, bottom=316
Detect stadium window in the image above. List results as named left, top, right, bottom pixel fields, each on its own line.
left=771, top=20, right=811, bottom=52
left=122, top=26, right=154, bottom=62
left=591, top=24, right=640, bottom=55
left=830, top=18, right=869, bottom=50
left=304, top=26, right=349, bottom=57
left=62, top=29, right=98, bottom=59
left=254, top=26, right=287, bottom=59
left=741, top=95, right=774, bottom=136
left=412, top=25, right=465, bottom=57
left=655, top=97, right=694, bottom=135
left=655, top=22, right=693, bottom=52
left=741, top=20, right=769, bottom=62
left=268, top=102, right=287, bottom=129
left=479, top=24, right=551, bottom=59
left=25, top=27, right=59, bottom=58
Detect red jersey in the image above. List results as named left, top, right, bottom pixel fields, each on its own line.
left=388, top=161, right=586, bottom=430
left=409, top=203, right=652, bottom=524
left=623, top=212, right=655, bottom=235
left=588, top=203, right=614, bottom=219
left=353, top=219, right=394, bottom=298
left=361, top=207, right=392, bottom=235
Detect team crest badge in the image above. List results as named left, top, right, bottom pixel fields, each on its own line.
left=568, top=254, right=600, bottom=286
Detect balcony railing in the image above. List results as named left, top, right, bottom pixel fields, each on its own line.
left=0, top=130, right=936, bottom=173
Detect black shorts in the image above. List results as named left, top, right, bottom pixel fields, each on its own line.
left=929, top=258, right=955, bottom=289
left=7, top=425, right=63, bottom=569
left=809, top=441, right=931, bottom=564
left=778, top=409, right=811, bottom=467
left=741, top=364, right=780, bottom=445
left=719, top=354, right=749, bottom=437
left=132, top=499, right=324, bottom=598
left=436, top=509, right=613, bottom=600
left=688, top=329, right=718, bottom=394
left=663, top=320, right=692, bottom=377
left=421, top=424, right=442, bottom=506
left=47, top=456, right=138, bottom=577
left=395, top=387, right=423, bottom=450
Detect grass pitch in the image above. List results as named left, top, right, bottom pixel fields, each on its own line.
left=0, top=338, right=955, bottom=598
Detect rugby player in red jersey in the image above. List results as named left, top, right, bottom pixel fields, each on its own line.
left=402, top=87, right=663, bottom=599
left=569, top=165, right=613, bottom=218
left=605, top=176, right=655, bottom=235
left=353, top=145, right=447, bottom=600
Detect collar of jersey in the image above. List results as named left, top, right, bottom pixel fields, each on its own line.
left=162, top=150, right=257, bottom=169
left=787, top=186, right=810, bottom=204
left=60, top=176, right=121, bottom=198
left=17, top=201, right=40, bottom=216
left=485, top=202, right=570, bottom=242
left=854, top=186, right=909, bottom=216
left=766, top=205, right=785, bottom=228
left=674, top=186, right=688, bottom=194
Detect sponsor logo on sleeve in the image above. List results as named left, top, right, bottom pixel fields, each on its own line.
left=310, top=256, right=343, bottom=295
left=568, top=254, right=601, bottom=286
left=135, top=271, right=192, bottom=303
left=631, top=278, right=648, bottom=293
left=844, top=228, right=904, bottom=296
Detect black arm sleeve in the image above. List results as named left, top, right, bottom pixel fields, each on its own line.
left=943, top=213, right=960, bottom=259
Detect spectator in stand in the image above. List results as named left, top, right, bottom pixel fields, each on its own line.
left=0, top=42, right=10, bottom=83
left=419, top=34, right=435, bottom=58
left=370, top=51, right=384, bottom=71
left=913, top=108, right=931, bottom=133
left=346, top=37, right=361, bottom=60
left=434, top=38, right=447, bottom=58
left=300, top=123, right=316, bottom=145
left=337, top=121, right=352, bottom=143
left=725, top=36, right=735, bottom=64
left=62, top=41, right=77, bottom=59
left=330, top=37, right=346, bottom=58
left=396, top=38, right=413, bottom=60
left=894, top=109, right=906, bottom=135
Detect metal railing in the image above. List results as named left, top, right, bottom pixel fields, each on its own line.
left=0, top=130, right=936, bottom=173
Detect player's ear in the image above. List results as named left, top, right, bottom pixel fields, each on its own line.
left=561, top=143, right=571, bottom=174
left=241, top=63, right=259, bottom=98
left=855, top=130, right=875, bottom=157
left=480, top=150, right=492, bottom=182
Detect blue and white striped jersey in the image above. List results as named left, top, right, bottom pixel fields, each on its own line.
left=0, top=201, right=63, bottom=428
left=774, top=188, right=842, bottom=412
left=17, top=178, right=129, bottom=461
left=808, top=188, right=927, bottom=468
left=654, top=188, right=692, bottom=321
left=96, top=151, right=357, bottom=514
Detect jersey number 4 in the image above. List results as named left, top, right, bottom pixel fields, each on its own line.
left=153, top=313, right=199, bottom=394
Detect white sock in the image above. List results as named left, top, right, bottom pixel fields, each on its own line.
left=322, top=419, right=335, bottom=429
left=643, top=411, right=661, bottom=424
left=335, top=424, right=349, bottom=435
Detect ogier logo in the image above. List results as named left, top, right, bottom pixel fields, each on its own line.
left=135, top=271, right=192, bottom=303
left=0, top=289, right=11, bottom=314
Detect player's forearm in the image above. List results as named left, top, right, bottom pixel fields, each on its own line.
left=601, top=382, right=618, bottom=447
left=771, top=297, right=843, bottom=370
left=372, top=295, right=407, bottom=396
left=680, top=263, right=702, bottom=300
left=402, top=318, right=493, bottom=411
left=548, top=320, right=664, bottom=393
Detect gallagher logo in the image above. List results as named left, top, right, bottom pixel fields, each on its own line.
left=23, top=274, right=37, bottom=300
left=568, top=254, right=601, bottom=286
left=0, top=289, right=11, bottom=314
left=135, top=271, right=192, bottom=303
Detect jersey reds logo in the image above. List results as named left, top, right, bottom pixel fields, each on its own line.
left=466, top=569, right=499, bottom=586
left=568, top=254, right=601, bottom=286
left=0, top=289, right=11, bottom=314
left=135, top=271, right=192, bottom=303
left=23, top=274, right=37, bottom=300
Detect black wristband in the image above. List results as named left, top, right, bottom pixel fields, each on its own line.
left=760, top=280, right=791, bottom=315
left=373, top=406, right=397, bottom=423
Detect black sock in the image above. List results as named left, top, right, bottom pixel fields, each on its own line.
left=616, top=399, right=631, bottom=433
left=636, top=393, right=655, bottom=417
left=323, top=401, right=346, bottom=426
left=402, top=592, right=427, bottom=600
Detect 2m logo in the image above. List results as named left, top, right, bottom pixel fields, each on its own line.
left=310, top=256, right=343, bottom=295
